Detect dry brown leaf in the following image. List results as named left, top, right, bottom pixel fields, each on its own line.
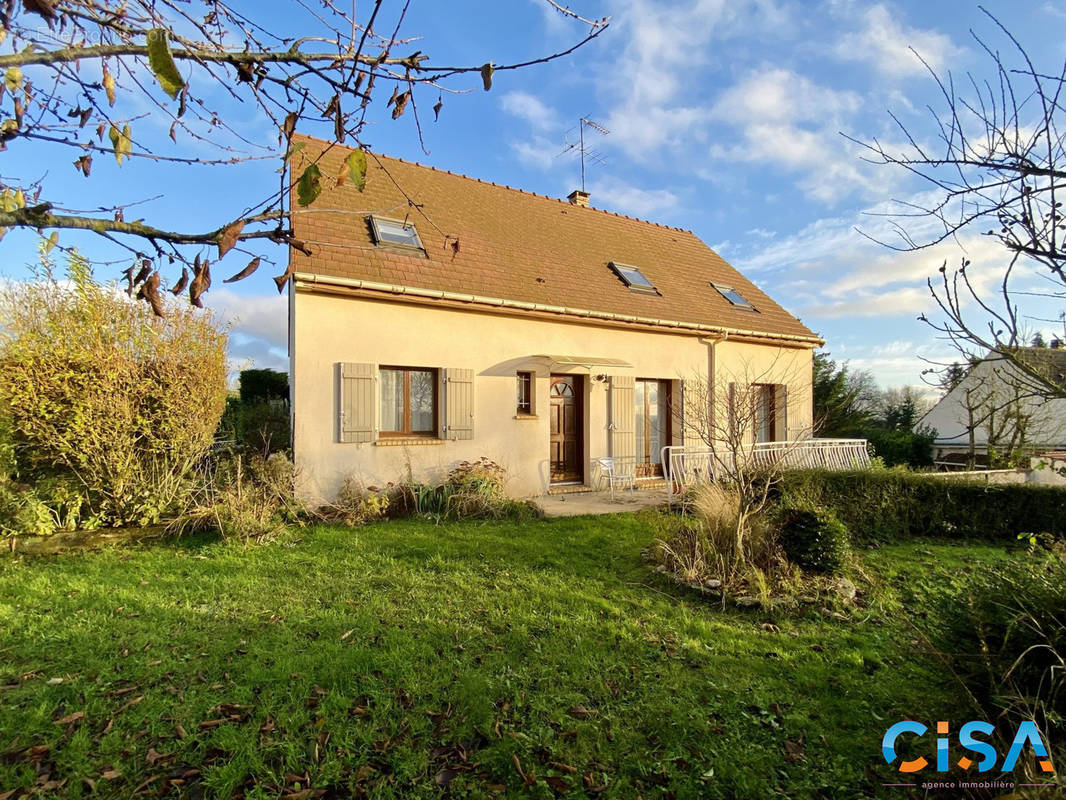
left=223, top=256, right=260, bottom=283
left=545, top=775, right=570, bottom=793
left=55, top=711, right=85, bottom=725
left=433, top=768, right=458, bottom=787
left=115, top=695, right=144, bottom=714
left=217, top=220, right=245, bottom=259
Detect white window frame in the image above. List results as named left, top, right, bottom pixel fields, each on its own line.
left=608, top=261, right=659, bottom=294
left=711, top=283, right=757, bottom=311
left=369, top=215, right=424, bottom=250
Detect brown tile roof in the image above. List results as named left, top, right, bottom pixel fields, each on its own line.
left=289, top=134, right=819, bottom=342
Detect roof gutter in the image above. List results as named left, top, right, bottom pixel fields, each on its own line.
left=293, top=272, right=825, bottom=347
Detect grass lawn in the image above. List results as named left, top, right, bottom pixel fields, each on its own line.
left=0, top=513, right=1022, bottom=799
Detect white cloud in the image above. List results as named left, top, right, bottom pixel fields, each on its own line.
left=500, top=92, right=560, bottom=131
left=713, top=68, right=862, bottom=124
left=707, top=67, right=878, bottom=203
left=210, top=288, right=288, bottom=373
left=594, top=0, right=800, bottom=157
left=211, top=288, right=287, bottom=347
left=510, top=134, right=560, bottom=171
left=597, top=0, right=728, bottom=156
left=832, top=4, right=960, bottom=77
left=587, top=175, right=680, bottom=218
left=733, top=190, right=1022, bottom=323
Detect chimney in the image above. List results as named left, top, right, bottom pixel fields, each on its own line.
left=567, top=189, right=590, bottom=208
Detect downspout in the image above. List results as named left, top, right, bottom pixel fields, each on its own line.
left=698, top=333, right=728, bottom=447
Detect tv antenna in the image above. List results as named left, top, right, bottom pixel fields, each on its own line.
left=560, top=116, right=609, bottom=192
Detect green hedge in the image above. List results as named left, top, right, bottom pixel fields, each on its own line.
left=777, top=468, right=1066, bottom=543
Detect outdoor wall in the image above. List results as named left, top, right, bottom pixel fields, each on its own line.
left=923, top=357, right=1066, bottom=450
left=291, top=288, right=814, bottom=502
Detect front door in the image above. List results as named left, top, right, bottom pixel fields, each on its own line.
left=550, top=374, right=583, bottom=483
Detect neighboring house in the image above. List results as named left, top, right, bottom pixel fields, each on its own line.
left=288, top=135, right=822, bottom=501
left=921, top=347, right=1066, bottom=466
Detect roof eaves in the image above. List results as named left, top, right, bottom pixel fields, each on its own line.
left=293, top=271, right=825, bottom=346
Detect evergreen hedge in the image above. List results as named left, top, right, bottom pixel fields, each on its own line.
left=777, top=468, right=1066, bottom=543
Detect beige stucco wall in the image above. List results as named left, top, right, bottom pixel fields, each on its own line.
left=292, top=288, right=814, bottom=502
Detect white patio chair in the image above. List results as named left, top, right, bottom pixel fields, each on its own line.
left=597, top=457, right=635, bottom=501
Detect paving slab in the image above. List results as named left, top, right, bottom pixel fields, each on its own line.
left=534, top=488, right=668, bottom=517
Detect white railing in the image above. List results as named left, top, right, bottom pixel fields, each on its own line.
left=662, top=439, right=871, bottom=500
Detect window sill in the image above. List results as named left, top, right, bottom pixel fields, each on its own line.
left=374, top=437, right=444, bottom=447
left=513, top=414, right=539, bottom=420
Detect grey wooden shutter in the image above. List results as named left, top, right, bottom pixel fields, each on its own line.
left=774, top=384, right=789, bottom=441
left=444, top=368, right=474, bottom=440
left=682, top=378, right=706, bottom=446
left=338, top=362, right=375, bottom=443
left=608, top=375, right=635, bottom=459
left=728, top=382, right=739, bottom=443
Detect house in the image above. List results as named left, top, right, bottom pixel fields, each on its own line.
left=287, top=135, right=822, bottom=501
left=921, top=346, right=1066, bottom=467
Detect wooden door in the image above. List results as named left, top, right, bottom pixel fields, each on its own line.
left=550, top=375, right=583, bottom=483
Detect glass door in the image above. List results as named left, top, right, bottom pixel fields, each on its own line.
left=634, top=379, right=670, bottom=477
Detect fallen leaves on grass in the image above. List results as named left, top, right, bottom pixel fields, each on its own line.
left=567, top=705, right=597, bottom=720
left=55, top=710, right=85, bottom=725
left=784, top=738, right=806, bottom=764
left=115, top=694, right=145, bottom=714
left=545, top=775, right=570, bottom=793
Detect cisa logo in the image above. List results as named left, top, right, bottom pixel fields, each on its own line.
left=882, top=720, right=1055, bottom=774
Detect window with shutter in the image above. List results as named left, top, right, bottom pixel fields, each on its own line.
left=608, top=375, right=635, bottom=460
left=444, top=368, right=474, bottom=440
left=338, top=362, right=375, bottom=443
left=379, top=366, right=438, bottom=437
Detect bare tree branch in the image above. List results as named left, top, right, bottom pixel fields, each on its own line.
left=0, top=0, right=608, bottom=312
left=853, top=7, right=1065, bottom=398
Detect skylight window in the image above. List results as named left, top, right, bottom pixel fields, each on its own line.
left=712, top=283, right=757, bottom=311
left=609, top=262, right=658, bottom=294
left=369, top=216, right=423, bottom=249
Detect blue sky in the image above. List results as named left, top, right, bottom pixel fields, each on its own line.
left=2, top=0, right=1064, bottom=387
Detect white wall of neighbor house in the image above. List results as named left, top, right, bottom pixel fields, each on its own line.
left=923, top=358, right=1066, bottom=451
left=291, top=289, right=814, bottom=502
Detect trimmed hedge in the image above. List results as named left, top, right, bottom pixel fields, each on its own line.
left=777, top=468, right=1066, bottom=543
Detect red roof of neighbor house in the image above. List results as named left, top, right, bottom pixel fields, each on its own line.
left=289, top=134, right=819, bottom=342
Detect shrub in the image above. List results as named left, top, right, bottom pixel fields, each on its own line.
left=219, top=369, right=291, bottom=456
left=234, top=397, right=291, bottom=456
left=929, top=552, right=1066, bottom=780
left=238, top=368, right=288, bottom=405
left=688, top=482, right=778, bottom=577
left=173, top=453, right=301, bottom=542
left=0, top=250, right=228, bottom=528
left=323, top=478, right=391, bottom=526
left=778, top=507, right=850, bottom=575
left=865, top=426, right=935, bottom=468
left=398, top=459, right=539, bottom=523
left=649, top=483, right=784, bottom=599
left=778, top=468, right=1066, bottom=543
